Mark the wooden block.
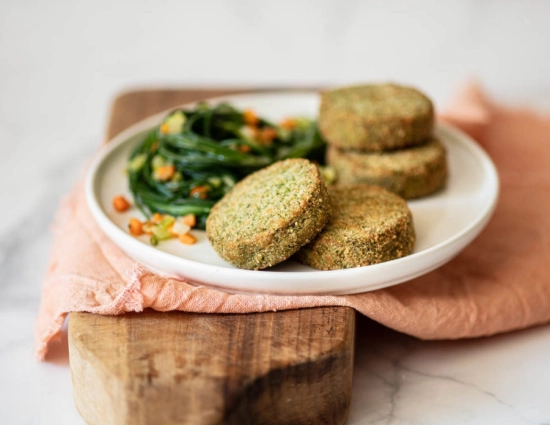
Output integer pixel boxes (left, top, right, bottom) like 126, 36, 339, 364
69, 308, 355, 425
69, 88, 357, 425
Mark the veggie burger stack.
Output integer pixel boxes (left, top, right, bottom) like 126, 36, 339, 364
208, 83, 438, 271
320, 83, 448, 199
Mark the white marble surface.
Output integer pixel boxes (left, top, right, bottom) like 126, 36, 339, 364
2, 0, 550, 423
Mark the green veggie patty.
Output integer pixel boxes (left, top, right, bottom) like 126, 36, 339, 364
327, 137, 448, 199
319, 83, 434, 151
295, 184, 415, 270
206, 158, 331, 270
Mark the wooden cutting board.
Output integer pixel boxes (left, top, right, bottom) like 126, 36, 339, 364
68, 88, 356, 425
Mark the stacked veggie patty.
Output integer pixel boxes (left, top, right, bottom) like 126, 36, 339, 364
320, 83, 448, 199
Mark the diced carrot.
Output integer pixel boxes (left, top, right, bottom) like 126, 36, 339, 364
243, 109, 259, 126
153, 164, 175, 181
113, 195, 130, 212
160, 123, 170, 134
280, 118, 296, 130
152, 212, 163, 223
190, 186, 209, 199
238, 144, 252, 153
178, 233, 197, 245
128, 218, 144, 236
181, 214, 196, 227
258, 127, 277, 144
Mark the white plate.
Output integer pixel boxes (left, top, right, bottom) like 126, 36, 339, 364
86, 91, 499, 295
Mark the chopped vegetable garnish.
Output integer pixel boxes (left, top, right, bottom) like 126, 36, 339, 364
181, 213, 196, 227
190, 185, 209, 199
280, 118, 297, 130
171, 219, 191, 236
127, 154, 147, 173
151, 212, 164, 223
243, 109, 259, 126
153, 164, 176, 181
151, 155, 167, 170
178, 233, 197, 245
238, 125, 259, 142
113, 195, 130, 212
163, 110, 187, 135
319, 165, 338, 185
126, 102, 327, 246
149, 215, 175, 243
127, 211, 198, 245
128, 218, 144, 236
257, 127, 278, 144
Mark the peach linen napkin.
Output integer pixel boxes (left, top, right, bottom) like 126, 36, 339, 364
35, 83, 550, 361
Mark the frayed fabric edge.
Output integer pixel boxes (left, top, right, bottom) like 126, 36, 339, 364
35, 264, 146, 361
35, 312, 68, 362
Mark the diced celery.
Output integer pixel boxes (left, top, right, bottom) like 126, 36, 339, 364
238, 126, 257, 142
277, 127, 291, 142
319, 165, 338, 184
150, 215, 175, 241
151, 155, 167, 170
162, 110, 186, 135
222, 175, 236, 188
158, 215, 175, 228
293, 117, 313, 129
208, 176, 222, 188
128, 154, 147, 173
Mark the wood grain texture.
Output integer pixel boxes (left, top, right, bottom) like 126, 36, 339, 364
106, 87, 317, 140
106, 88, 255, 139
69, 88, 356, 425
70, 308, 355, 425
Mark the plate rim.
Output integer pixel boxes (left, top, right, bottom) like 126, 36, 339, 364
85, 91, 500, 295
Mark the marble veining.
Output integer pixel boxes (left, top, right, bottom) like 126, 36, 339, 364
348, 319, 550, 424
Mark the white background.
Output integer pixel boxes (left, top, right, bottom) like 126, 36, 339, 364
2, 1, 550, 424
